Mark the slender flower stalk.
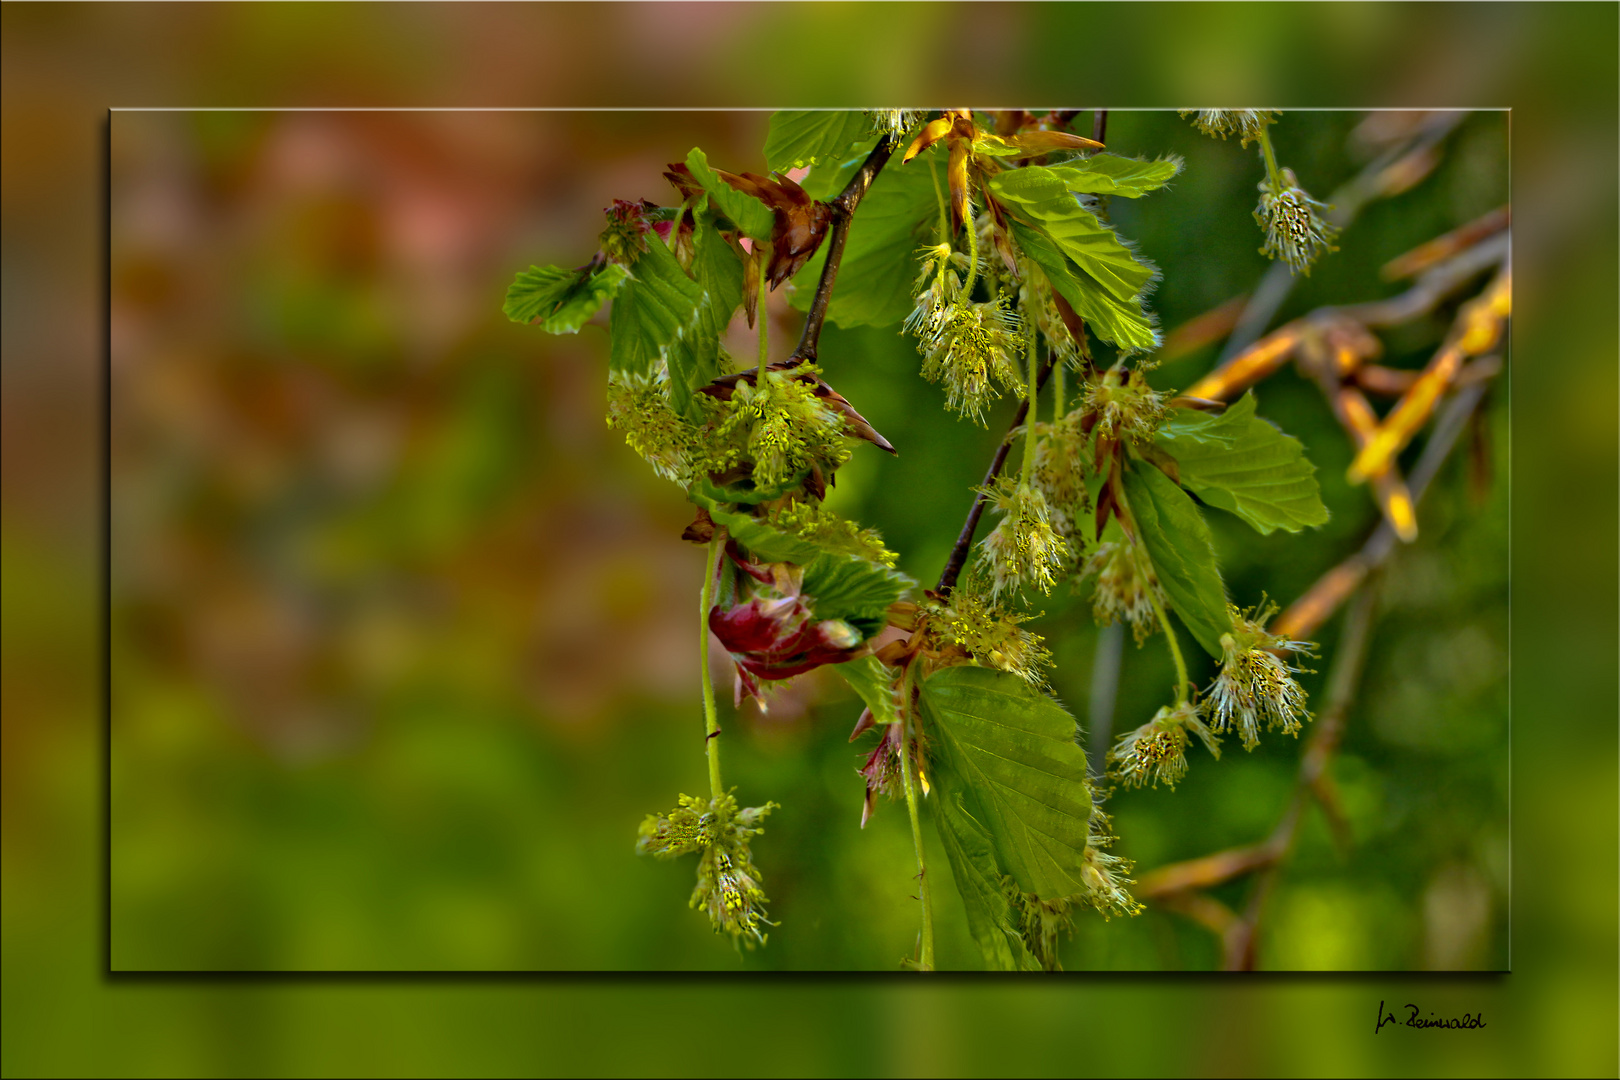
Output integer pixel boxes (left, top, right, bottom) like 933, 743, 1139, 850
896, 664, 935, 970
700, 537, 725, 798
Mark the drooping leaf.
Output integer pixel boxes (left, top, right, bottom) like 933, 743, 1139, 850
609, 237, 703, 384
1007, 220, 1159, 355
1047, 154, 1183, 198
1122, 458, 1232, 659
700, 501, 825, 565
801, 554, 911, 631
787, 149, 941, 329
832, 654, 902, 727
1154, 392, 1329, 535
668, 210, 744, 414
920, 665, 1094, 901
933, 787, 1042, 971
1157, 397, 1247, 448
684, 148, 775, 242
504, 261, 629, 332
764, 110, 878, 175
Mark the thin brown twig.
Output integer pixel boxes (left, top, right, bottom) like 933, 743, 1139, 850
787, 134, 897, 366
935, 356, 1055, 596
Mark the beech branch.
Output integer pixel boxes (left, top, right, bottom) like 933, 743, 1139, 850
787, 134, 898, 366
935, 355, 1056, 596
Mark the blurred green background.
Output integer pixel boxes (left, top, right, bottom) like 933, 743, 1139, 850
5, 1, 1616, 1076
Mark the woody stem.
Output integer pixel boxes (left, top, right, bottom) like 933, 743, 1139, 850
897, 663, 935, 971
789, 134, 897, 366
936, 357, 1055, 595
699, 537, 725, 799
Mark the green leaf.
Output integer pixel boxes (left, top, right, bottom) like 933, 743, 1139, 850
801, 554, 911, 630
1122, 458, 1232, 659
920, 666, 1094, 901
764, 110, 877, 175
788, 150, 941, 329
1009, 220, 1157, 355
668, 211, 744, 414
989, 166, 1157, 304
503, 261, 628, 333
832, 654, 902, 727
933, 788, 1041, 971
701, 502, 825, 565
1153, 393, 1329, 535
992, 164, 1161, 352
609, 218, 739, 418
684, 148, 774, 242
609, 237, 702, 383
1047, 154, 1183, 198
798, 154, 863, 202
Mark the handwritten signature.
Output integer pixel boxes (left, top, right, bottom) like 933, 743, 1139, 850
1376, 1000, 1486, 1033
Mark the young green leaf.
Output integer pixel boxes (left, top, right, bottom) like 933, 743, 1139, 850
788, 151, 940, 329
832, 654, 902, 727
801, 554, 911, 630
1046, 154, 1183, 199
1155, 393, 1329, 535
700, 501, 826, 565
668, 210, 744, 414
1005, 215, 1159, 353
504, 261, 629, 332
764, 110, 877, 175
1122, 458, 1233, 659
932, 786, 1042, 971
684, 148, 775, 243
609, 238, 703, 384
920, 665, 1095, 901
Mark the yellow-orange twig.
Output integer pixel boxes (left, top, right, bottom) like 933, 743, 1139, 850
1182, 322, 1301, 402
1382, 205, 1510, 281
1347, 270, 1510, 484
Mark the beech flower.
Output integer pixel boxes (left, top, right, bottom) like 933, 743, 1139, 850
1109, 702, 1221, 790
1203, 602, 1317, 750
918, 589, 1052, 687
638, 791, 778, 947
917, 300, 1023, 424
1079, 541, 1164, 645
1179, 109, 1279, 147
1255, 169, 1339, 276
975, 478, 1071, 600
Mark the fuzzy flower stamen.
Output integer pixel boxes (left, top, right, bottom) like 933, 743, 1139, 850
1108, 702, 1222, 790
1202, 602, 1317, 750
1079, 540, 1164, 645
975, 478, 1072, 601
1255, 170, 1339, 276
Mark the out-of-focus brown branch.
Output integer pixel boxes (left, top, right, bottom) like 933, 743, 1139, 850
1140, 369, 1492, 967
1382, 205, 1509, 281
1159, 294, 1249, 363
787, 134, 897, 366
1272, 373, 1492, 641
1179, 227, 1506, 405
